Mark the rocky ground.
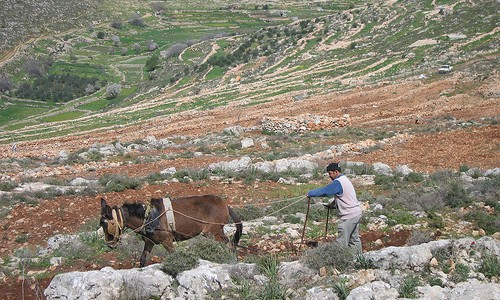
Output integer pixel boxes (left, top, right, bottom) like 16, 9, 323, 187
0, 70, 499, 299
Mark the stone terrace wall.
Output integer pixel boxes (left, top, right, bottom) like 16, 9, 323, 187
261, 114, 351, 134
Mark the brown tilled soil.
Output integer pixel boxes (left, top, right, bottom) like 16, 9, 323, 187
0, 74, 499, 299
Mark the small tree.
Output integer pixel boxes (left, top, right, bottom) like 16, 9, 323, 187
105, 83, 122, 99
24, 57, 52, 77
0, 76, 12, 93
145, 40, 158, 51
84, 83, 95, 95
111, 20, 123, 29
129, 13, 146, 27
111, 35, 121, 47
145, 52, 160, 72
133, 43, 142, 54
97, 31, 105, 39
163, 43, 188, 58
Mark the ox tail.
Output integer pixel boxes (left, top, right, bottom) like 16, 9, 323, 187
228, 206, 242, 246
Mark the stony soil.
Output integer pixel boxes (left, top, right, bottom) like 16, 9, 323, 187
0, 72, 499, 299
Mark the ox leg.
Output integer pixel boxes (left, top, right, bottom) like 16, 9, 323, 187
140, 239, 155, 268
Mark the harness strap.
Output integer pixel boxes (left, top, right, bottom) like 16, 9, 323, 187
163, 197, 176, 231
106, 207, 124, 243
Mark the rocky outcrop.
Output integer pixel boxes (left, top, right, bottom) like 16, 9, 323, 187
44, 237, 500, 300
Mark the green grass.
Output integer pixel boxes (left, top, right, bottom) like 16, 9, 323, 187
182, 49, 205, 60
77, 99, 109, 111
0, 105, 51, 127
40, 111, 87, 122
206, 66, 226, 80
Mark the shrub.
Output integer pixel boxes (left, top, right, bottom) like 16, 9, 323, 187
186, 236, 236, 264
282, 214, 301, 224
405, 172, 425, 182
388, 210, 417, 225
398, 275, 420, 298
427, 212, 445, 229
111, 20, 123, 29
99, 174, 142, 192
234, 205, 266, 221
145, 52, 160, 71
449, 263, 469, 283
464, 209, 500, 235
129, 13, 146, 27
428, 277, 443, 287
164, 43, 188, 58
0, 76, 12, 93
444, 181, 472, 208
407, 230, 433, 246
478, 253, 500, 279
144, 172, 171, 184
374, 174, 400, 189
416, 190, 447, 213
0, 181, 18, 191
162, 250, 198, 277
105, 83, 122, 99
301, 242, 354, 272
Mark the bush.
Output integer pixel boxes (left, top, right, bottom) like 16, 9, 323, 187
428, 277, 443, 287
301, 242, 354, 272
162, 250, 198, 277
444, 181, 472, 208
407, 230, 432, 246
464, 210, 500, 235
186, 236, 236, 264
0, 76, 12, 92
405, 172, 425, 182
129, 13, 146, 27
145, 52, 160, 72
105, 83, 122, 99
478, 253, 500, 279
427, 212, 445, 229
0, 181, 18, 191
234, 205, 266, 222
374, 174, 400, 189
449, 263, 469, 283
98, 174, 142, 192
388, 210, 417, 226
111, 20, 123, 29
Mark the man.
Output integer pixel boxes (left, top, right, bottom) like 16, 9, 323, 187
307, 162, 363, 253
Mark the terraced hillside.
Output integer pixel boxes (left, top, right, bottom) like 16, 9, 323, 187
0, 0, 498, 144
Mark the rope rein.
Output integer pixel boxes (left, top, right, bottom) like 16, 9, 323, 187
230, 195, 304, 207
124, 195, 308, 230
171, 196, 306, 226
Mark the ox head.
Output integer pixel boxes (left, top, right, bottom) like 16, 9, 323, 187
100, 197, 124, 248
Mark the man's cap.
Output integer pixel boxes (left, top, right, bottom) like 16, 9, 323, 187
326, 162, 341, 172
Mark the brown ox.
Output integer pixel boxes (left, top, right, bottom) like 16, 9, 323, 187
100, 195, 242, 267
